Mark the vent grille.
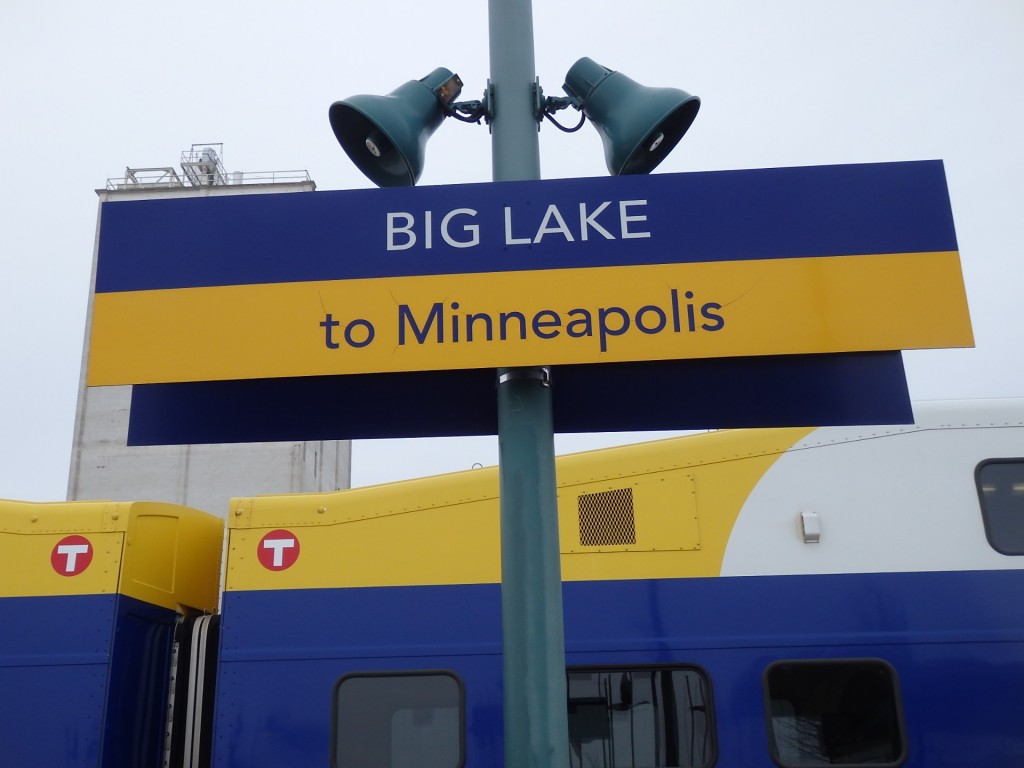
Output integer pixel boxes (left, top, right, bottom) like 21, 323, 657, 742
578, 488, 636, 546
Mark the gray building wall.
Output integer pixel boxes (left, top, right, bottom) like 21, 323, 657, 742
67, 176, 351, 516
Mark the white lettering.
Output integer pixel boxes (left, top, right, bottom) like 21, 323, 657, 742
619, 200, 651, 239
386, 212, 416, 251
534, 204, 574, 243
58, 543, 89, 573
441, 208, 480, 248
388, 199, 652, 250
579, 201, 615, 241
504, 206, 532, 245
263, 537, 296, 568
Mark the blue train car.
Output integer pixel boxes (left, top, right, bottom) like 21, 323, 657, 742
0, 500, 222, 768
2, 399, 1021, 766
212, 398, 1024, 767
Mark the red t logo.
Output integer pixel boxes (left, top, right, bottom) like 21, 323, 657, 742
257, 530, 300, 571
52, 535, 93, 576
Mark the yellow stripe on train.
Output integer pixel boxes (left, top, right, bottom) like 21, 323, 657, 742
0, 499, 222, 612
88, 251, 971, 385
224, 426, 813, 591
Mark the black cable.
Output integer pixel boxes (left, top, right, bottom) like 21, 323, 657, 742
543, 109, 586, 133
447, 101, 487, 124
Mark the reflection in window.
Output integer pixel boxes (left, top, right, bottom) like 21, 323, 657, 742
333, 671, 464, 768
567, 667, 714, 768
976, 459, 1024, 555
765, 660, 905, 767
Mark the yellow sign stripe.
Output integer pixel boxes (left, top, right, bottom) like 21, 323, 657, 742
88, 252, 972, 385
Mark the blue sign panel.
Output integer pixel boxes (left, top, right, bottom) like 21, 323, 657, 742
97, 160, 957, 291
126, 352, 912, 444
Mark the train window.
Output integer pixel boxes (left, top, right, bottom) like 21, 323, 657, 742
764, 659, 906, 767
567, 666, 715, 768
332, 671, 464, 768
976, 459, 1024, 555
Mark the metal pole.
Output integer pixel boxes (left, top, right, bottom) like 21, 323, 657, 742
487, 0, 541, 182
488, 0, 571, 766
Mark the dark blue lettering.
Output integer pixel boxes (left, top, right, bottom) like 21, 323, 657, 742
398, 303, 443, 345
598, 307, 630, 352
532, 310, 562, 339
320, 314, 341, 349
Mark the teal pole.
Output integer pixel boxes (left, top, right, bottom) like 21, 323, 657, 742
496, 367, 568, 768
488, 0, 571, 766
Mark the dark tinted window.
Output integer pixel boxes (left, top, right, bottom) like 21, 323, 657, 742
333, 671, 464, 768
567, 666, 714, 768
976, 459, 1024, 555
764, 660, 905, 767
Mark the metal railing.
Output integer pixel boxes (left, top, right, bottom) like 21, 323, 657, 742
106, 143, 313, 190
106, 167, 313, 190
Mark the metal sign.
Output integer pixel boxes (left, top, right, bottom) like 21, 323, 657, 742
88, 161, 971, 387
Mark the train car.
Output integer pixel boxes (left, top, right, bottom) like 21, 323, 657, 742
2, 398, 1021, 766
0, 500, 223, 768
211, 397, 1024, 767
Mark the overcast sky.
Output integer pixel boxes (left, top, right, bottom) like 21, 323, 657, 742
1, 1, 1021, 502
